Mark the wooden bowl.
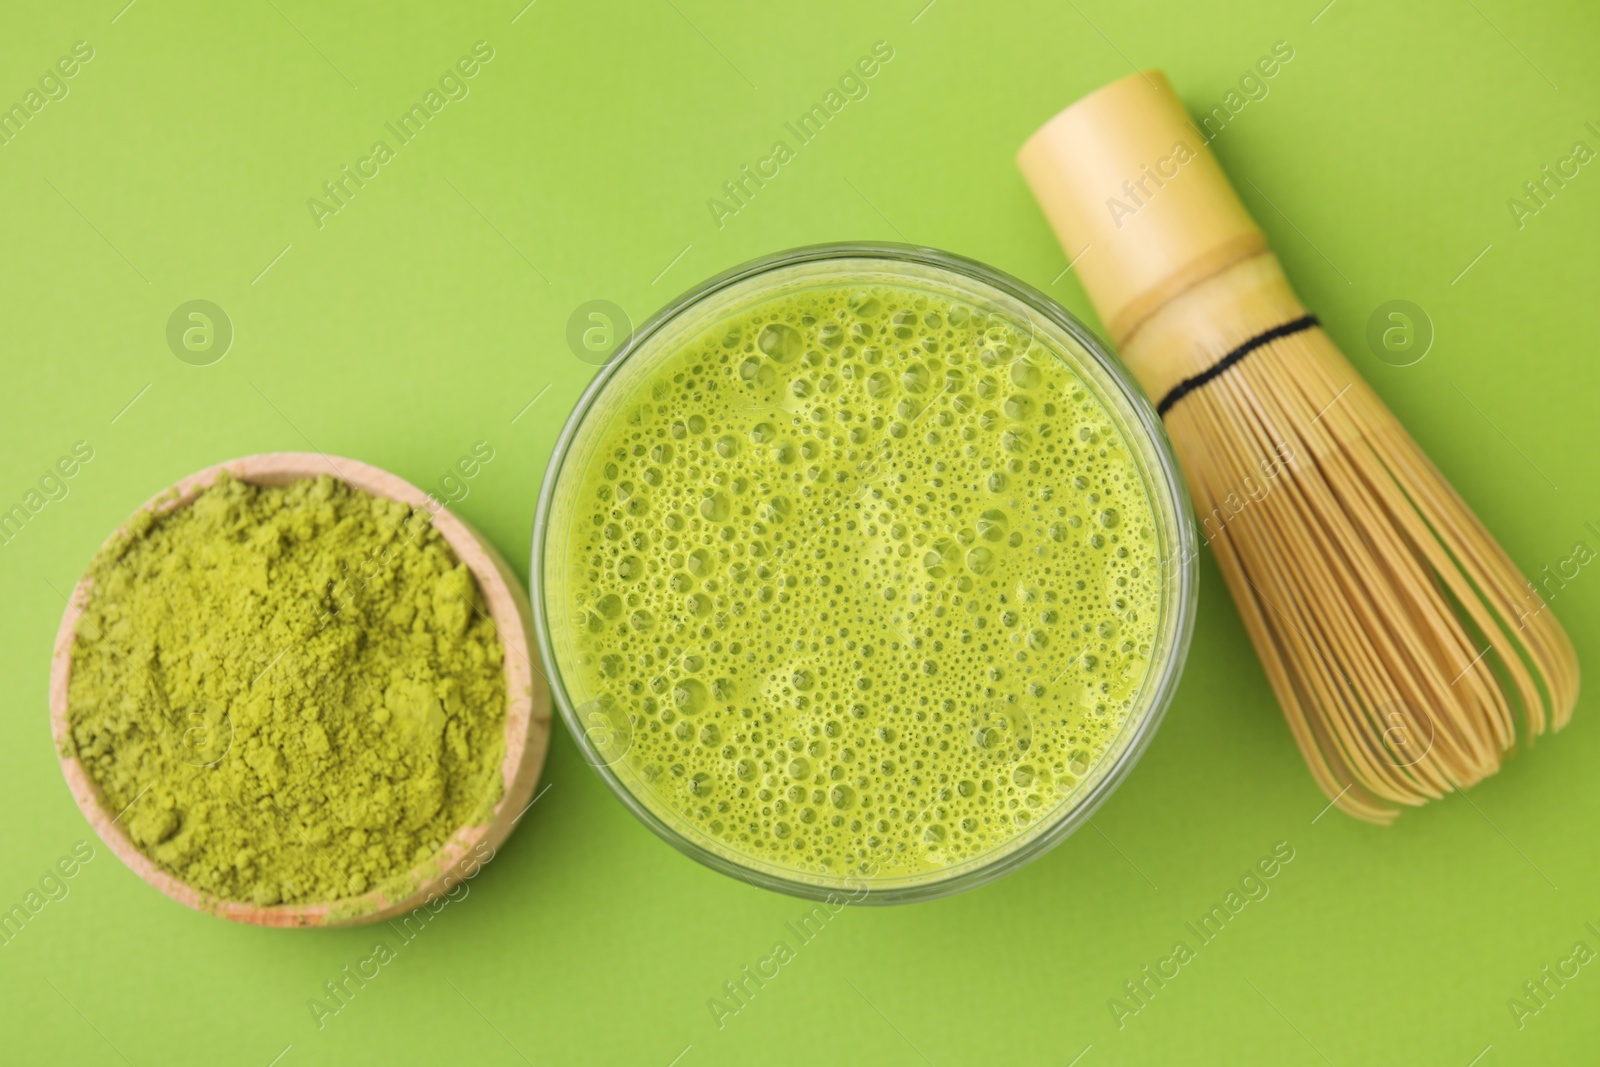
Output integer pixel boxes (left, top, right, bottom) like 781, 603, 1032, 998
49, 453, 551, 927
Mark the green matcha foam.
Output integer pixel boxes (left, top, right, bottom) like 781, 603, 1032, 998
544, 260, 1176, 891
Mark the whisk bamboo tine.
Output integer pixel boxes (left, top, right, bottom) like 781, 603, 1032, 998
1210, 369, 1464, 800
1361, 399, 1557, 737
1206, 340, 1498, 812
1019, 71, 1579, 822
1388, 431, 1578, 722
1187, 380, 1433, 804
1264, 359, 1501, 747
1270, 348, 1511, 772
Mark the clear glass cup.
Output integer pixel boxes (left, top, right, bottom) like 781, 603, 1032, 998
531, 243, 1197, 903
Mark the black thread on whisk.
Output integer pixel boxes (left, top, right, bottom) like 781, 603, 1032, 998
1155, 314, 1320, 417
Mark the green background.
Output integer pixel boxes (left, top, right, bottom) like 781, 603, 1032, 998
3, 1, 1597, 1063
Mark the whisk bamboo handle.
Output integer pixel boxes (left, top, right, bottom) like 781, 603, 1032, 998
1017, 72, 1337, 427
1017, 71, 1273, 356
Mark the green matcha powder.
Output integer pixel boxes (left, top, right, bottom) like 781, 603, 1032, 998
66, 474, 507, 907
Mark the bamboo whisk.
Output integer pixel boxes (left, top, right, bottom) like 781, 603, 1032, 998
1018, 72, 1578, 822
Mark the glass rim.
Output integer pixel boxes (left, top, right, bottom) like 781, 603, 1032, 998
530, 241, 1198, 905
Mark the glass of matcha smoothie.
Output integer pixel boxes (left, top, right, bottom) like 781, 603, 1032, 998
533, 244, 1195, 903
